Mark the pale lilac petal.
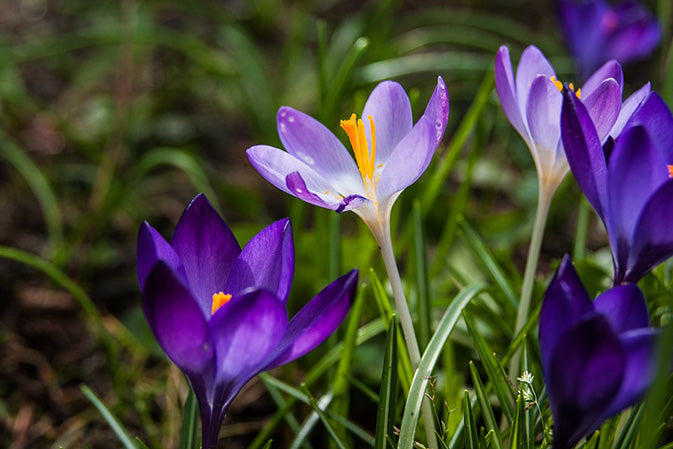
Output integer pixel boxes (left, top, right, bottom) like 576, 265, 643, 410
361, 81, 413, 162
210, 289, 287, 382
266, 269, 358, 368
582, 78, 622, 141
627, 180, 673, 283
247, 145, 359, 209
539, 255, 593, 374
285, 171, 366, 212
495, 46, 528, 138
142, 262, 215, 376
171, 194, 241, 317
526, 76, 562, 164
605, 329, 658, 417
515, 45, 556, 113
609, 82, 650, 138
225, 218, 294, 303
376, 78, 449, 199
561, 87, 609, 220
607, 126, 667, 279
137, 221, 184, 291
548, 314, 625, 449
277, 107, 361, 188
581, 60, 623, 98
593, 285, 649, 333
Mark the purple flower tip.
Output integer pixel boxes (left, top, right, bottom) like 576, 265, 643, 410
137, 194, 357, 447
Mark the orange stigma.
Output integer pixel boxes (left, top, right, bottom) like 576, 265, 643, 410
211, 292, 232, 315
550, 76, 581, 99
340, 114, 377, 184
668, 165, 673, 178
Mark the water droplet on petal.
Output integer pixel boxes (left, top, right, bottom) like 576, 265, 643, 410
288, 116, 295, 123
280, 123, 287, 133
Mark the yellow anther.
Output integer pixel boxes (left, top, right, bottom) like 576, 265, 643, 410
668, 165, 673, 178
550, 76, 581, 99
212, 292, 232, 315
340, 114, 377, 184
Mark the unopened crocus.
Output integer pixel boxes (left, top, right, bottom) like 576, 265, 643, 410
561, 86, 673, 283
539, 255, 657, 449
495, 44, 623, 194
558, 0, 661, 80
137, 194, 358, 448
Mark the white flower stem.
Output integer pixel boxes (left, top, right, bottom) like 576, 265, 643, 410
508, 184, 553, 378
373, 220, 438, 449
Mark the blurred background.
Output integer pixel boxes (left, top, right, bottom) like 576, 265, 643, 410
0, 0, 670, 448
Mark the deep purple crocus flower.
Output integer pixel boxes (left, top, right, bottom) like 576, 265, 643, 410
561, 85, 673, 284
539, 255, 657, 449
246, 78, 448, 232
137, 194, 358, 448
558, 0, 661, 80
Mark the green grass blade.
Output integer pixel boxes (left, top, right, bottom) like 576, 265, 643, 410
398, 283, 486, 449
375, 315, 399, 449
0, 132, 63, 256
459, 217, 518, 310
508, 393, 525, 449
413, 200, 431, 349
178, 388, 199, 449
81, 385, 138, 449
469, 362, 504, 449
302, 385, 350, 449
463, 310, 515, 422
135, 439, 151, 449
463, 391, 479, 449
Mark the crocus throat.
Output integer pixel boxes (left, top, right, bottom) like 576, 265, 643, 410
550, 76, 581, 99
340, 113, 378, 190
668, 165, 673, 178
212, 292, 232, 315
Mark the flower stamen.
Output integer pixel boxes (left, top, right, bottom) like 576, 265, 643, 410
212, 292, 232, 315
668, 164, 673, 178
550, 76, 581, 99
340, 114, 377, 185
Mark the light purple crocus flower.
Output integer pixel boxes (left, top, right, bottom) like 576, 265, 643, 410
495, 45, 623, 195
137, 194, 358, 448
561, 85, 673, 284
558, 0, 661, 80
246, 78, 449, 235
539, 255, 657, 449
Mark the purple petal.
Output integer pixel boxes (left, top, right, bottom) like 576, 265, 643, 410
210, 289, 287, 382
548, 314, 625, 449
605, 329, 658, 417
561, 87, 609, 220
539, 255, 593, 374
526, 75, 562, 168
581, 60, 623, 99
247, 146, 357, 210
377, 77, 449, 199
609, 82, 650, 138
607, 126, 667, 281
361, 81, 413, 162
495, 46, 528, 138
225, 218, 294, 303
622, 92, 673, 162
515, 45, 556, 114
593, 284, 649, 332
266, 269, 358, 369
557, 0, 605, 78
627, 180, 673, 283
605, 1, 661, 64
582, 78, 622, 141
276, 107, 361, 189
170, 194, 241, 317
137, 221, 184, 291
142, 262, 215, 376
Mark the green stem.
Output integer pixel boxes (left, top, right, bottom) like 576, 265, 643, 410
573, 196, 590, 261
372, 220, 438, 449
508, 184, 553, 378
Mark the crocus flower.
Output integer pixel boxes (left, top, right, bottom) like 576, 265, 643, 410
495, 45, 623, 194
558, 0, 661, 80
561, 85, 673, 283
137, 194, 358, 448
246, 78, 449, 235
539, 255, 657, 449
